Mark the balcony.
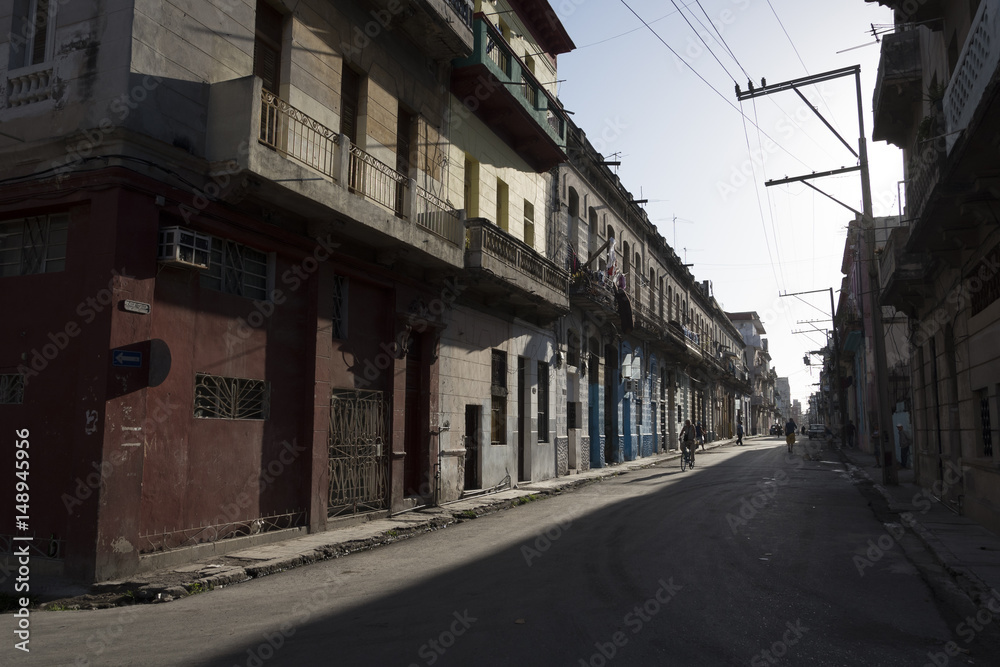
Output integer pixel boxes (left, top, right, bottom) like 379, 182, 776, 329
879, 225, 928, 311
451, 16, 569, 172
872, 29, 923, 148
863, 0, 944, 23
365, 0, 474, 61
465, 218, 568, 319
206, 77, 464, 266
904, 113, 947, 222
943, 0, 1000, 154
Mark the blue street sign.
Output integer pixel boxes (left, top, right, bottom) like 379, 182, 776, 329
112, 349, 143, 368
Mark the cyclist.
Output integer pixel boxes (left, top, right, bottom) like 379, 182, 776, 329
785, 417, 798, 453
680, 419, 696, 467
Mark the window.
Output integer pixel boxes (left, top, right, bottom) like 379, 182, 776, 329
0, 214, 68, 276
201, 238, 270, 300
464, 155, 480, 218
253, 0, 283, 93
978, 389, 993, 458
1, 374, 25, 404
340, 67, 361, 145
567, 401, 578, 430
9, 0, 53, 69
567, 329, 580, 368
332, 274, 348, 339
491, 350, 507, 445
523, 200, 535, 248
194, 373, 270, 420
496, 179, 509, 231
538, 361, 550, 443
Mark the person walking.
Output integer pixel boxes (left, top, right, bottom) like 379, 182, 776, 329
695, 421, 705, 451
897, 424, 911, 469
736, 421, 744, 446
784, 417, 797, 454
847, 420, 857, 449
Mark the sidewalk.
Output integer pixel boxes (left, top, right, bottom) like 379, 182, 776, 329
839, 446, 1000, 612
37, 436, 748, 610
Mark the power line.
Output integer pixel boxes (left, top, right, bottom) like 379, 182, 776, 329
694, 0, 751, 81
740, 107, 782, 292
618, 0, 816, 172
668, 0, 739, 82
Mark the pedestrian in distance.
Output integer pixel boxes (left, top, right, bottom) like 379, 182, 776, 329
897, 424, 911, 469
680, 419, 696, 467
847, 420, 857, 449
736, 421, 744, 446
785, 417, 797, 454
696, 421, 706, 451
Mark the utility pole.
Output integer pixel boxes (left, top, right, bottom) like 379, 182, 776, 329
738, 66, 896, 483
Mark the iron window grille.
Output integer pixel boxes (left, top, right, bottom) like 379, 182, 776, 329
0, 374, 25, 404
491, 350, 507, 445
194, 373, 270, 420
332, 274, 348, 339
201, 238, 269, 301
980, 390, 993, 458
538, 361, 549, 443
0, 214, 68, 276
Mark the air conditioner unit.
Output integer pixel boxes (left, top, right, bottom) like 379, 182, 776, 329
158, 226, 211, 269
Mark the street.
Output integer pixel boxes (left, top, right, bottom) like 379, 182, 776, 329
8, 439, 992, 666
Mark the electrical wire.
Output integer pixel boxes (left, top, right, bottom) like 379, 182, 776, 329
739, 107, 782, 292
667, 0, 739, 82
618, 0, 816, 173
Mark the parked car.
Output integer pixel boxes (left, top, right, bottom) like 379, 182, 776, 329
807, 424, 825, 439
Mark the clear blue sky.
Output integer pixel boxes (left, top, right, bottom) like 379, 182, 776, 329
554, 0, 899, 406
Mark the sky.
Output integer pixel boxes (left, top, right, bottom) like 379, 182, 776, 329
552, 0, 900, 407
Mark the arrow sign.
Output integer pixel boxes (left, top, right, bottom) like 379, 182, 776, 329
112, 350, 143, 368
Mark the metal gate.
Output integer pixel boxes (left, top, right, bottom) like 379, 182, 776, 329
328, 389, 389, 517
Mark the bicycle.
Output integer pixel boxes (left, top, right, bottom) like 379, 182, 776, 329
680, 445, 695, 471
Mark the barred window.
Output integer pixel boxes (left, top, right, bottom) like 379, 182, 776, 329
201, 239, 269, 300
0, 374, 25, 404
979, 389, 993, 458
194, 373, 270, 420
491, 350, 507, 445
0, 214, 68, 277
567, 401, 578, 430
9, 0, 53, 69
332, 274, 348, 339
538, 361, 549, 443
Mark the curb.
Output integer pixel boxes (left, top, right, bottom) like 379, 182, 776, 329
38, 437, 744, 610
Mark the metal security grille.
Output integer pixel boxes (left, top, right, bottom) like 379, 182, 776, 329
538, 361, 549, 442
328, 389, 389, 516
194, 373, 269, 420
0, 374, 25, 404
201, 239, 269, 301
491, 350, 507, 445
331, 274, 348, 339
981, 393, 993, 458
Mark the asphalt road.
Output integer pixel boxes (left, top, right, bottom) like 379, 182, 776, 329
7, 438, 987, 666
